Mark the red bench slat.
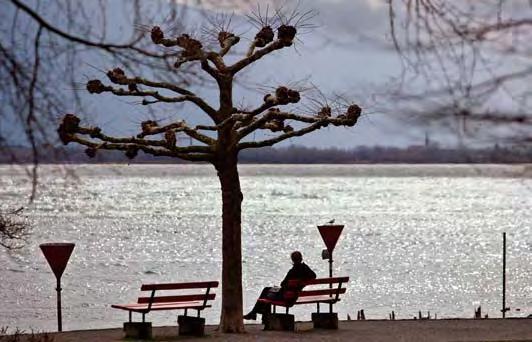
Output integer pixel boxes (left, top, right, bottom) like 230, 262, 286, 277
288, 277, 349, 287
149, 304, 211, 311
294, 296, 338, 304
137, 293, 215, 304
112, 301, 211, 312
141, 281, 218, 291
299, 287, 346, 297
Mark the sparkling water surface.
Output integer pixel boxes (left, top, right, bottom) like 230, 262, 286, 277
0, 164, 531, 331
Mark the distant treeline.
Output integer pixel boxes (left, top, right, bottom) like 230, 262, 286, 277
240, 144, 532, 163
1, 144, 531, 164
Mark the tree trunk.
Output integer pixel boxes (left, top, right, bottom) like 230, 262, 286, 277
215, 155, 245, 333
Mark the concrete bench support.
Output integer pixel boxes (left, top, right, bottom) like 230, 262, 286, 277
263, 313, 295, 331
123, 322, 152, 339
178, 315, 205, 336
312, 312, 338, 329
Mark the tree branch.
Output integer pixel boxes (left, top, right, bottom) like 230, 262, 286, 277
181, 126, 217, 145
26, 25, 43, 203
105, 68, 217, 119
466, 19, 532, 40
229, 40, 284, 74
70, 135, 212, 162
0, 208, 30, 250
237, 106, 362, 148
230, 25, 297, 74
58, 114, 214, 162
134, 120, 217, 145
10, 0, 177, 59
78, 126, 211, 153
86, 79, 219, 121
238, 121, 326, 150
240, 85, 301, 119
150, 26, 230, 77
218, 32, 240, 57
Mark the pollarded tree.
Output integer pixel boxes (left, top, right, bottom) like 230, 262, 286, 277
57, 13, 362, 333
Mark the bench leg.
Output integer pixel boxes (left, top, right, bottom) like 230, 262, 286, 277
263, 313, 295, 331
123, 322, 152, 339
177, 315, 205, 336
312, 312, 338, 329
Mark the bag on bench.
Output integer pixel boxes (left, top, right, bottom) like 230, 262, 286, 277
266, 286, 282, 300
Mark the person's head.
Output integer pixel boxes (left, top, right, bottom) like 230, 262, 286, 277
291, 251, 303, 265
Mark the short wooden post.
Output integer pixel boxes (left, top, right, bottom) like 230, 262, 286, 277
474, 306, 481, 319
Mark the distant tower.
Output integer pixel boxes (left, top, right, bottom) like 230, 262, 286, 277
425, 132, 430, 147
176, 133, 193, 146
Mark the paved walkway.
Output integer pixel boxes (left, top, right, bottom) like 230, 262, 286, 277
10, 319, 532, 342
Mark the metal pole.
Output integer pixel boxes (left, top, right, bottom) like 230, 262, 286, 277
56, 277, 62, 331
329, 254, 333, 314
502, 232, 506, 319
329, 254, 333, 278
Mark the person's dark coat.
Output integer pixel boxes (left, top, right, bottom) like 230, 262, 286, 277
280, 262, 316, 289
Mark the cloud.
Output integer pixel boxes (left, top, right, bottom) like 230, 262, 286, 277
305, 0, 389, 36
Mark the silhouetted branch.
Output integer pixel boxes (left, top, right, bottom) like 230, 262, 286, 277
10, 0, 179, 59
238, 121, 325, 150
2, 0, 208, 200
0, 208, 29, 249
70, 135, 212, 162
237, 105, 361, 149
100, 67, 217, 118
386, 0, 532, 142
230, 39, 287, 74
58, 114, 214, 161
26, 25, 43, 203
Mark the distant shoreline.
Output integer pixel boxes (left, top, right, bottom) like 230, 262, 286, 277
2, 144, 531, 164
2, 163, 531, 178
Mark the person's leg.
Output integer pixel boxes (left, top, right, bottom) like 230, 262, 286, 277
243, 287, 272, 320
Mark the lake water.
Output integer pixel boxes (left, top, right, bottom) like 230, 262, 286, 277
0, 164, 531, 332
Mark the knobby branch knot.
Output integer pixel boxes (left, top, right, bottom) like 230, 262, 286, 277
255, 26, 274, 47
277, 25, 297, 46
57, 114, 80, 145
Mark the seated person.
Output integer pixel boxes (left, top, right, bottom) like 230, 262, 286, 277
243, 251, 316, 320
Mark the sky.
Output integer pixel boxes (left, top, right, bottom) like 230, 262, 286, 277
4, 0, 522, 149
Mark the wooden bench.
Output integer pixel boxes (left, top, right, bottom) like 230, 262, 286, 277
258, 276, 349, 330
111, 280, 218, 338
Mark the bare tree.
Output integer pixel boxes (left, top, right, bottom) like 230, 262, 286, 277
386, 0, 532, 143
57, 10, 362, 332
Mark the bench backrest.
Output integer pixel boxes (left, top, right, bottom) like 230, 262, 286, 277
138, 281, 218, 310
285, 276, 349, 302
